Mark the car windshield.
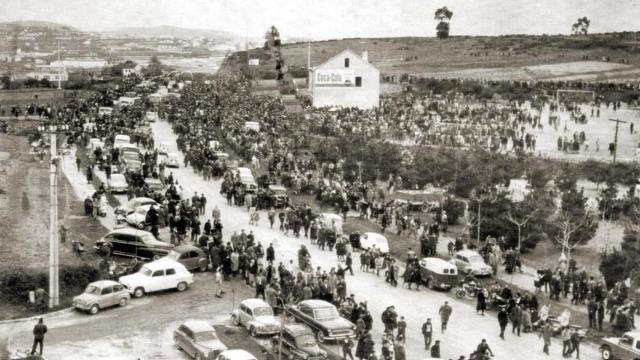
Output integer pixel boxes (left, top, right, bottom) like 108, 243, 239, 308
84, 285, 100, 295
468, 255, 484, 264
135, 208, 147, 215
253, 307, 273, 317
166, 250, 181, 261
123, 153, 139, 161
140, 267, 152, 276
194, 331, 217, 342
313, 307, 338, 320
295, 334, 317, 347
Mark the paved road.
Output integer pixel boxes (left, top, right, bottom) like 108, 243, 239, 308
0, 119, 603, 360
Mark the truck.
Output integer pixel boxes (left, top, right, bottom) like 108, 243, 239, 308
600, 331, 640, 360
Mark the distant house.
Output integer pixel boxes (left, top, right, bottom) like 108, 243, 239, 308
27, 65, 69, 82
122, 62, 143, 77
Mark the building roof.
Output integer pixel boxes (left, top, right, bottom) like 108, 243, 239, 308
314, 49, 378, 73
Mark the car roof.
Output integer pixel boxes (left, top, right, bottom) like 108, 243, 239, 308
110, 173, 126, 180
107, 227, 153, 237
420, 257, 457, 272
624, 331, 640, 338
182, 320, 215, 333
219, 349, 256, 359
241, 298, 271, 308
130, 197, 156, 203
268, 185, 287, 191
144, 178, 162, 183
143, 257, 187, 271
456, 250, 481, 256
299, 299, 335, 309
283, 323, 314, 336
89, 280, 120, 288
173, 245, 204, 254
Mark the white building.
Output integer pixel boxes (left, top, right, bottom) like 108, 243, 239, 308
27, 66, 69, 82
122, 63, 143, 77
308, 49, 379, 109
50, 58, 107, 69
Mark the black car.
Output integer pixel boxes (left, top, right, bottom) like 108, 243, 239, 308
95, 228, 173, 260
285, 300, 355, 343
271, 324, 327, 360
266, 185, 289, 208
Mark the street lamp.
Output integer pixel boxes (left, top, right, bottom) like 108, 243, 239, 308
38, 122, 69, 308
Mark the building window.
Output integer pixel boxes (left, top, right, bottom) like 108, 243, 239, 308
355, 76, 362, 87
344, 58, 350, 68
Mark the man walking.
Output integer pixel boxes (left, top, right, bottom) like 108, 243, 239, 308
342, 337, 354, 360
421, 318, 433, 350
438, 301, 452, 333
497, 306, 509, 339
568, 328, 581, 359
510, 303, 522, 336
430, 340, 441, 358
539, 321, 552, 355
31, 318, 47, 355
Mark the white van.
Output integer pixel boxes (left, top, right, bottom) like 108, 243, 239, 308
114, 134, 131, 149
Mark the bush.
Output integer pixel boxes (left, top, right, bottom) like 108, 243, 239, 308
599, 249, 628, 289
442, 197, 465, 224
260, 70, 278, 80
61, 264, 100, 288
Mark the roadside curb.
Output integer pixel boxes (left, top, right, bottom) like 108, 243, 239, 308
0, 307, 74, 325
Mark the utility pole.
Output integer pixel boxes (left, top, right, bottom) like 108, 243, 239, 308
609, 118, 627, 163
57, 40, 62, 90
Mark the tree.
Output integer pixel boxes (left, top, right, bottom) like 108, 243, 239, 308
0, 75, 10, 89
144, 56, 163, 78
553, 212, 592, 259
264, 25, 281, 49
507, 205, 538, 252
434, 7, 453, 39
559, 185, 598, 246
571, 17, 590, 35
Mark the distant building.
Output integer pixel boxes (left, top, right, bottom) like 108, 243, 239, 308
50, 58, 107, 69
122, 62, 143, 77
27, 66, 68, 82
308, 49, 380, 109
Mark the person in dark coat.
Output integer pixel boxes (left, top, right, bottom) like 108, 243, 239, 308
477, 289, 487, 315
356, 332, 375, 360
497, 307, 509, 339
266, 243, 275, 263
31, 318, 48, 355
430, 340, 441, 358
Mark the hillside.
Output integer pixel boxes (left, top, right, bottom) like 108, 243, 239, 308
106, 25, 238, 41
227, 33, 640, 82
0, 20, 78, 31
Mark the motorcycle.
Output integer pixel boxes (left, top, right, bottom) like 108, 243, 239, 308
455, 281, 482, 299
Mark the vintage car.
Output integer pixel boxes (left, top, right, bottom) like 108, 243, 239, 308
216, 350, 256, 360
166, 152, 181, 168
95, 228, 172, 260
174, 320, 227, 360
72, 280, 130, 315
120, 258, 194, 298
125, 204, 162, 229
107, 173, 129, 194
270, 324, 327, 360
120, 152, 143, 172
158, 149, 169, 165
266, 185, 289, 208
144, 178, 165, 192
390, 187, 446, 212
231, 298, 280, 336
418, 257, 458, 291
114, 134, 131, 149
600, 331, 640, 360
114, 197, 160, 216
450, 250, 492, 277
359, 232, 389, 253
286, 300, 355, 343
166, 245, 210, 272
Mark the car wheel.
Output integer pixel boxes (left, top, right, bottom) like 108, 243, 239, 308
250, 326, 257, 337
89, 304, 99, 315
199, 261, 208, 272
601, 346, 612, 360
137, 222, 145, 229
119, 297, 128, 307
176, 282, 188, 292
316, 331, 325, 344
133, 287, 145, 298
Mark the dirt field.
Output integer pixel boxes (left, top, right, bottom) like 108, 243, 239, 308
0, 89, 93, 110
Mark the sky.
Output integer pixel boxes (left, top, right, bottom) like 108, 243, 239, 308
1, 0, 639, 40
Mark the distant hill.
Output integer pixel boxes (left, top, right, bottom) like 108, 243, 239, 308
0, 20, 78, 31
106, 25, 238, 40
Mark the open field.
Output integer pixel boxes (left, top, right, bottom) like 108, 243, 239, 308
231, 33, 640, 81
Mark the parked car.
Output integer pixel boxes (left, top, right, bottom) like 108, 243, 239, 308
125, 204, 163, 229
120, 258, 193, 298
164, 152, 180, 168
600, 331, 640, 360
166, 245, 210, 272
120, 151, 143, 172
231, 298, 280, 336
144, 178, 165, 192
270, 324, 327, 360
450, 250, 492, 277
216, 350, 257, 360
114, 134, 131, 149
114, 197, 160, 216
158, 150, 169, 165
72, 280, 130, 315
286, 300, 355, 343
174, 320, 227, 360
266, 185, 289, 208
418, 257, 458, 291
359, 232, 389, 253
94, 228, 172, 260
107, 173, 129, 194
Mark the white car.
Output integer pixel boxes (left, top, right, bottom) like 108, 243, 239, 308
119, 258, 194, 298
360, 232, 389, 253
167, 152, 180, 168
72, 280, 130, 315
450, 250, 492, 277
231, 298, 281, 336
114, 134, 131, 149
216, 349, 257, 360
114, 197, 159, 216
158, 150, 169, 165
125, 204, 158, 229
107, 173, 129, 193
174, 320, 227, 360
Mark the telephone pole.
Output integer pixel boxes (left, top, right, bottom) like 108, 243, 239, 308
609, 118, 627, 163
